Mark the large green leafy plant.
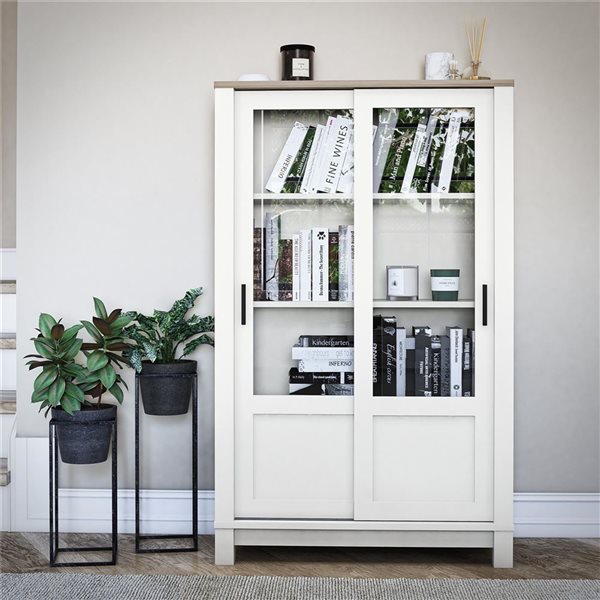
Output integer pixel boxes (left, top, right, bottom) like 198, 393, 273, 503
26, 298, 133, 415
124, 288, 214, 372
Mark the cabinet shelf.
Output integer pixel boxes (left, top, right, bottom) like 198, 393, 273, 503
254, 301, 354, 308
254, 193, 352, 203
373, 300, 475, 309
373, 193, 475, 201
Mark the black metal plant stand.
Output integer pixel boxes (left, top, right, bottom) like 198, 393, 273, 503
134, 372, 198, 553
49, 418, 118, 567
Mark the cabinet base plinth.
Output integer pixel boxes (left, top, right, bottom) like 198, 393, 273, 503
493, 531, 514, 568
215, 529, 235, 565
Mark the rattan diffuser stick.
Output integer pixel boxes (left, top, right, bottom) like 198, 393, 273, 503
465, 17, 487, 79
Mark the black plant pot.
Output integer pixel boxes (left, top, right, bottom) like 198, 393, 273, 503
139, 360, 197, 416
51, 404, 116, 465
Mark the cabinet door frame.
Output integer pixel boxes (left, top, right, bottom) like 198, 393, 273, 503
353, 88, 495, 521
233, 90, 356, 518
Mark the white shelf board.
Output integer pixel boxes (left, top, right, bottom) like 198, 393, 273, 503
254, 193, 353, 202
372, 300, 475, 309
373, 193, 475, 201
254, 301, 354, 308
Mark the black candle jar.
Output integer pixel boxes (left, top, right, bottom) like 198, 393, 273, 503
280, 44, 315, 81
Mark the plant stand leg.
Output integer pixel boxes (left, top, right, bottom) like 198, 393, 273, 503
493, 531, 513, 568
214, 529, 235, 565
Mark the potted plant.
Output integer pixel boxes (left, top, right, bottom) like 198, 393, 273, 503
124, 288, 214, 416
26, 298, 133, 464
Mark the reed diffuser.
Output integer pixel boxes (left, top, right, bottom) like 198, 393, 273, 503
465, 17, 487, 80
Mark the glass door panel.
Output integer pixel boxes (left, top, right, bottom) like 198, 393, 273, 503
252, 108, 355, 397
372, 107, 476, 398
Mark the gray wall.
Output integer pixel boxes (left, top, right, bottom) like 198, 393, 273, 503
15, 2, 599, 492
1, 0, 17, 249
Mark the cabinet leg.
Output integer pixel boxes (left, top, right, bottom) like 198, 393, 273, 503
214, 529, 235, 565
493, 531, 513, 568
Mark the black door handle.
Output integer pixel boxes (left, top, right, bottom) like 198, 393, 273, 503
241, 284, 246, 325
482, 284, 488, 326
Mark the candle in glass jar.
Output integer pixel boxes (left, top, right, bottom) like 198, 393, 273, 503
280, 44, 315, 81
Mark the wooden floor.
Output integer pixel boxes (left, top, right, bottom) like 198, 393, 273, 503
1, 534, 599, 579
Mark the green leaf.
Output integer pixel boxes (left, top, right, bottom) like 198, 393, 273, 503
87, 350, 109, 372
81, 320, 103, 344
93, 297, 108, 319
65, 381, 85, 403
39, 314, 57, 338
128, 348, 143, 373
61, 395, 80, 415
106, 308, 122, 324
31, 387, 49, 403
62, 337, 83, 360
61, 324, 83, 343
182, 334, 214, 357
33, 338, 55, 360
98, 365, 117, 390
62, 363, 86, 379
48, 378, 66, 406
109, 383, 124, 404
34, 366, 58, 391
27, 360, 53, 371
110, 314, 134, 330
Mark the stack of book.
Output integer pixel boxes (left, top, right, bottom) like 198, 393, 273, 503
289, 335, 354, 395
265, 113, 354, 195
373, 107, 475, 194
254, 219, 354, 302
373, 315, 474, 397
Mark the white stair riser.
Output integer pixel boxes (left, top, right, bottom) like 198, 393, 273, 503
0, 249, 16, 281
0, 414, 16, 457
0, 294, 16, 334
0, 350, 16, 390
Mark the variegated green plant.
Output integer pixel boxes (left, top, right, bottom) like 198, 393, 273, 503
124, 288, 214, 372
26, 298, 134, 415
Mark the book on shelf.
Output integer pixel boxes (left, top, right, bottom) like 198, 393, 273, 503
337, 124, 354, 194
462, 335, 473, 396
405, 336, 416, 396
395, 327, 407, 396
447, 326, 463, 396
433, 111, 461, 194
281, 126, 316, 193
300, 124, 326, 194
299, 358, 354, 372
401, 115, 428, 193
373, 108, 399, 193
373, 315, 396, 396
292, 234, 300, 302
253, 227, 265, 301
298, 335, 353, 347
311, 227, 329, 301
278, 239, 293, 301
264, 212, 280, 301
292, 344, 354, 361
440, 334, 451, 396
431, 335, 442, 396
328, 230, 339, 301
299, 229, 312, 301
338, 225, 354, 301
317, 116, 353, 193
415, 331, 432, 397
468, 328, 475, 394
265, 121, 309, 193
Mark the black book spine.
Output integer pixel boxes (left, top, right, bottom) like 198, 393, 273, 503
462, 338, 473, 396
328, 231, 339, 301
299, 335, 354, 348
415, 333, 432, 396
372, 316, 381, 396
431, 336, 442, 397
289, 368, 342, 384
406, 345, 416, 396
381, 317, 397, 396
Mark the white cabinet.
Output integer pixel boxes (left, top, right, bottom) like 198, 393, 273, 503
214, 81, 514, 567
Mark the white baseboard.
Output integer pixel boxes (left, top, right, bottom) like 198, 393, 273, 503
0, 248, 16, 281
9, 437, 600, 537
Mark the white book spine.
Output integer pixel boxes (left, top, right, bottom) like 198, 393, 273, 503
400, 118, 428, 193
338, 225, 348, 301
301, 124, 325, 194
265, 122, 309, 193
299, 359, 354, 373
447, 326, 463, 396
310, 116, 336, 193
311, 227, 329, 302
299, 229, 312, 301
292, 234, 300, 302
337, 125, 354, 194
319, 116, 352, 193
292, 346, 354, 361
434, 112, 461, 193
265, 212, 280, 301
396, 327, 407, 396
417, 114, 438, 168
372, 109, 399, 193
347, 225, 355, 301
